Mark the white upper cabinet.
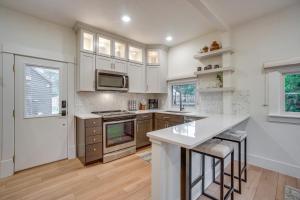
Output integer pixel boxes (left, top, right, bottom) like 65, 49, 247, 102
129, 46, 143, 64
128, 63, 145, 93
114, 41, 126, 60
114, 59, 128, 73
96, 55, 113, 71
147, 49, 160, 65
146, 48, 168, 93
80, 30, 95, 53
78, 52, 95, 91
97, 35, 111, 56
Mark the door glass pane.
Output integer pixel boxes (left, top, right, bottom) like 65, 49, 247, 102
98, 36, 111, 56
147, 50, 159, 65
129, 46, 143, 63
285, 73, 300, 112
114, 41, 126, 59
106, 121, 134, 147
83, 32, 94, 52
24, 65, 60, 118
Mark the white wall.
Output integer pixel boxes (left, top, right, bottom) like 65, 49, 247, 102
0, 6, 75, 60
167, 4, 300, 178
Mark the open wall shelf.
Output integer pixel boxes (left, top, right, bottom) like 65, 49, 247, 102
194, 47, 234, 60
194, 67, 234, 76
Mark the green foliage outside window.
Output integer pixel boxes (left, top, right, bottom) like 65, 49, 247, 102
172, 83, 196, 106
285, 73, 300, 112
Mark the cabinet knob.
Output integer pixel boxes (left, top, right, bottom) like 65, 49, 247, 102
93, 121, 96, 124
93, 138, 96, 142
93, 130, 96, 133
93, 148, 96, 152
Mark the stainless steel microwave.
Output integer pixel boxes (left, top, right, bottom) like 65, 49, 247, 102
95, 70, 129, 91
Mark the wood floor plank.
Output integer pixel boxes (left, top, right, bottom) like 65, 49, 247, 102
0, 148, 298, 200
253, 168, 279, 200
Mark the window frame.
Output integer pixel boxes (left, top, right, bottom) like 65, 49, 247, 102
281, 71, 300, 116
169, 80, 197, 109
128, 45, 144, 64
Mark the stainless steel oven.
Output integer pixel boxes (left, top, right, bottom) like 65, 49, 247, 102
92, 110, 136, 163
96, 70, 129, 91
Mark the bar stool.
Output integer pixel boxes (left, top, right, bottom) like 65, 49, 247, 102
189, 139, 235, 200
213, 130, 247, 194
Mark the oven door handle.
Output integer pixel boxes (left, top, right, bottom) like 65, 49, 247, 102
103, 118, 136, 125
123, 75, 126, 88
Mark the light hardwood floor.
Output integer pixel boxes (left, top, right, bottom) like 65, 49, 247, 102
0, 150, 299, 200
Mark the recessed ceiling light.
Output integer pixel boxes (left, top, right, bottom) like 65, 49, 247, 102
166, 36, 173, 41
121, 15, 131, 23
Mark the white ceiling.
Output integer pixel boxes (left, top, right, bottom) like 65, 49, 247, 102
0, 0, 298, 46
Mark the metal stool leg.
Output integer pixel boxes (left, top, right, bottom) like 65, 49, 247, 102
244, 138, 247, 182
231, 151, 235, 200
220, 158, 224, 200
238, 142, 242, 194
202, 155, 205, 194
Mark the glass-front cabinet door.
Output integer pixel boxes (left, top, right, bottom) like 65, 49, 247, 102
114, 41, 126, 60
98, 35, 111, 56
147, 49, 160, 65
81, 30, 95, 53
129, 46, 143, 63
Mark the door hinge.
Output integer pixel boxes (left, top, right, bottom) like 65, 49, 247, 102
13, 109, 15, 118
13, 155, 15, 163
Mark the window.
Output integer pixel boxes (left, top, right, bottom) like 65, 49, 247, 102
98, 36, 111, 56
114, 41, 126, 59
129, 46, 143, 63
171, 82, 196, 107
147, 50, 160, 65
284, 73, 300, 112
24, 65, 60, 118
82, 31, 94, 52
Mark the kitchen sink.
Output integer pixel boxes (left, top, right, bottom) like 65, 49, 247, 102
164, 110, 190, 114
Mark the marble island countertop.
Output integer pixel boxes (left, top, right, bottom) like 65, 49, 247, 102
147, 114, 250, 149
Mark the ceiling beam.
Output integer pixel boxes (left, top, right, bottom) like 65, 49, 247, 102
185, 0, 230, 31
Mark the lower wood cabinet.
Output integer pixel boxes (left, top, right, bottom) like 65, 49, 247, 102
154, 113, 184, 130
136, 113, 153, 148
76, 117, 103, 165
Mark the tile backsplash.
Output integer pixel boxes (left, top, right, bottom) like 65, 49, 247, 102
75, 92, 164, 113
75, 89, 249, 115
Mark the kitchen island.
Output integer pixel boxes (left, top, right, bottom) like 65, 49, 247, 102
147, 114, 250, 200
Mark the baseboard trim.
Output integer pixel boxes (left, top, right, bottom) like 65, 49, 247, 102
68, 145, 76, 159
0, 158, 14, 178
248, 154, 300, 178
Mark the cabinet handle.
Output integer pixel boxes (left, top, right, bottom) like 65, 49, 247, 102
93, 138, 96, 142
93, 148, 96, 152
93, 129, 96, 133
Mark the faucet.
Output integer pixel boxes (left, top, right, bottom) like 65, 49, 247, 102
179, 91, 185, 111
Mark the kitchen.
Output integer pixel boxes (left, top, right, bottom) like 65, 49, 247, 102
0, 0, 300, 200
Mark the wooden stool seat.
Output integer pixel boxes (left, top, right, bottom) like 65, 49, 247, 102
193, 139, 233, 158
216, 130, 247, 142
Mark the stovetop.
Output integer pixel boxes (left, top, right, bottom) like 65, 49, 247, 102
91, 110, 136, 118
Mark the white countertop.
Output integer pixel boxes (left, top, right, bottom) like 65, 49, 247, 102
75, 113, 101, 119
147, 114, 250, 149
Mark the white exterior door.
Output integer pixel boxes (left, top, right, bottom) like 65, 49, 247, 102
14, 56, 68, 171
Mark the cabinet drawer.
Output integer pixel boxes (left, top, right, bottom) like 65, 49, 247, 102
85, 143, 102, 163
86, 134, 102, 144
155, 113, 184, 123
86, 127, 102, 136
137, 113, 153, 120
85, 118, 102, 127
